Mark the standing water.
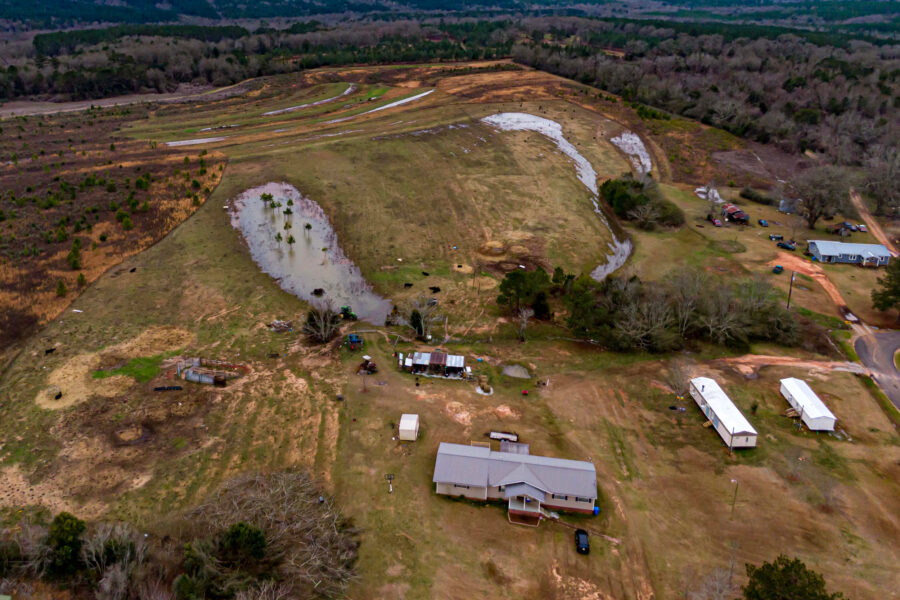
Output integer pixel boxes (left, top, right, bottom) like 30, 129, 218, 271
230, 182, 392, 324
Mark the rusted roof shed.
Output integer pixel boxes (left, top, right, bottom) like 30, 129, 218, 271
430, 352, 447, 366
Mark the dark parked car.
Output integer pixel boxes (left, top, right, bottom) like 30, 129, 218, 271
575, 529, 590, 555
769, 234, 784, 241
758, 219, 769, 227
777, 241, 796, 251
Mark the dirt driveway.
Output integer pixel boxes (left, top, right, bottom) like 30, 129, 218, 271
767, 252, 849, 310
849, 190, 898, 256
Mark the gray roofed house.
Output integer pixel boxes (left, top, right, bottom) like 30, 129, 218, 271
808, 240, 892, 266
433, 442, 597, 525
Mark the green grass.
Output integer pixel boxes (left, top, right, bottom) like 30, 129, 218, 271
92, 351, 177, 383
862, 375, 900, 430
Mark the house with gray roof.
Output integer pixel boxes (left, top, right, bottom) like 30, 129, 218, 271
432, 442, 597, 523
808, 240, 892, 266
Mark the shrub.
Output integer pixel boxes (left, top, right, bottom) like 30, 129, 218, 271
77, 273, 86, 287
122, 216, 133, 231
115, 209, 128, 222
740, 187, 776, 205
56, 280, 67, 297
105, 182, 117, 193
66, 247, 81, 270
220, 522, 266, 563
99, 233, 108, 242
46, 512, 85, 577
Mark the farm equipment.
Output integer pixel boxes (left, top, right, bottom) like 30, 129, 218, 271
340, 306, 358, 321
357, 355, 378, 374
346, 333, 363, 351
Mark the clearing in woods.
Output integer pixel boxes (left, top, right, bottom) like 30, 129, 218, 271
1, 62, 898, 600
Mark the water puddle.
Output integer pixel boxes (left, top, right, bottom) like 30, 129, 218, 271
262, 83, 357, 116
166, 137, 226, 147
230, 182, 391, 324
481, 112, 633, 280
326, 89, 434, 124
610, 132, 653, 175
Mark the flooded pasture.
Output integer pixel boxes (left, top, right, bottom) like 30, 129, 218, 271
230, 182, 391, 324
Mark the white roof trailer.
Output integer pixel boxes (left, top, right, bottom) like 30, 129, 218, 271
779, 378, 836, 432
689, 377, 758, 449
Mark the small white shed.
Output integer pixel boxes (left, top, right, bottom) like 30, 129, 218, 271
399, 414, 420, 441
779, 378, 836, 431
689, 377, 758, 449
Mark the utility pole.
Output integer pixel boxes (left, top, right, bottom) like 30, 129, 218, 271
786, 270, 796, 310
730, 479, 739, 520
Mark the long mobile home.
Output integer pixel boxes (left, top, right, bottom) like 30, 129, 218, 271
689, 377, 758, 449
779, 378, 837, 431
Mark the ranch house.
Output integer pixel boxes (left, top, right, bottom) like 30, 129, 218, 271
808, 240, 892, 266
433, 442, 597, 525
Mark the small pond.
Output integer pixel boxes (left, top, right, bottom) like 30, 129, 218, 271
230, 182, 391, 324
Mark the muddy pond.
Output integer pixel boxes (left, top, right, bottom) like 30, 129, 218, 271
230, 182, 391, 324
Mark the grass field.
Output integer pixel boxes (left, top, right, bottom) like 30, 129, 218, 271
2, 63, 899, 600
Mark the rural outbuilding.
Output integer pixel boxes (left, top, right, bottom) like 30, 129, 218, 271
808, 240, 892, 266
779, 378, 836, 432
689, 377, 758, 449
399, 414, 420, 441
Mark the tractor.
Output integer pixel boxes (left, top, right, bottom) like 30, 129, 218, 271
345, 333, 363, 351
340, 306, 358, 321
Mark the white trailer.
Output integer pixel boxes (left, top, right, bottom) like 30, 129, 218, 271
779, 378, 836, 432
689, 377, 758, 449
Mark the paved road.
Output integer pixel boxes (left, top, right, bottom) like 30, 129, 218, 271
854, 327, 900, 410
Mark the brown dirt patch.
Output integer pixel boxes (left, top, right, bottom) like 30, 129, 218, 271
766, 252, 848, 309
35, 326, 194, 409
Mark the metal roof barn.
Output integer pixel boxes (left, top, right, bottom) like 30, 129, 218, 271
689, 377, 758, 449
779, 378, 836, 431
429, 352, 447, 366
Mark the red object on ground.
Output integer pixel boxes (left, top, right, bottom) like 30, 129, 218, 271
522, 390, 529, 396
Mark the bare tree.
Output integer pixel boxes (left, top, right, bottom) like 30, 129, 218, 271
697, 288, 745, 345
864, 146, 899, 216
516, 307, 534, 341
302, 305, 342, 343
688, 567, 738, 600
790, 166, 848, 229
235, 581, 293, 600
665, 268, 708, 337
402, 296, 443, 340
628, 202, 660, 230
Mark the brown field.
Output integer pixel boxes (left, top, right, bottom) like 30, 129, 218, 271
0, 106, 226, 367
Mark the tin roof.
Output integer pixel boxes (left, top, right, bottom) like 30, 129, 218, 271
411, 352, 430, 366
433, 442, 596, 498
430, 352, 447, 366
780, 378, 836, 421
809, 240, 891, 258
690, 377, 757, 436
446, 354, 465, 368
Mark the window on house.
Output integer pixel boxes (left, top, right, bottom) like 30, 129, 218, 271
575, 497, 592, 503
497, 485, 505, 492
454, 484, 470, 489
551, 493, 568, 500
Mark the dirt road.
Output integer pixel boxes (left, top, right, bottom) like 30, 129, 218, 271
767, 252, 849, 310
718, 354, 867, 376
849, 189, 898, 256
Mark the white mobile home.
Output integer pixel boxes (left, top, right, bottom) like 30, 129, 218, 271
779, 378, 836, 431
689, 377, 758, 449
